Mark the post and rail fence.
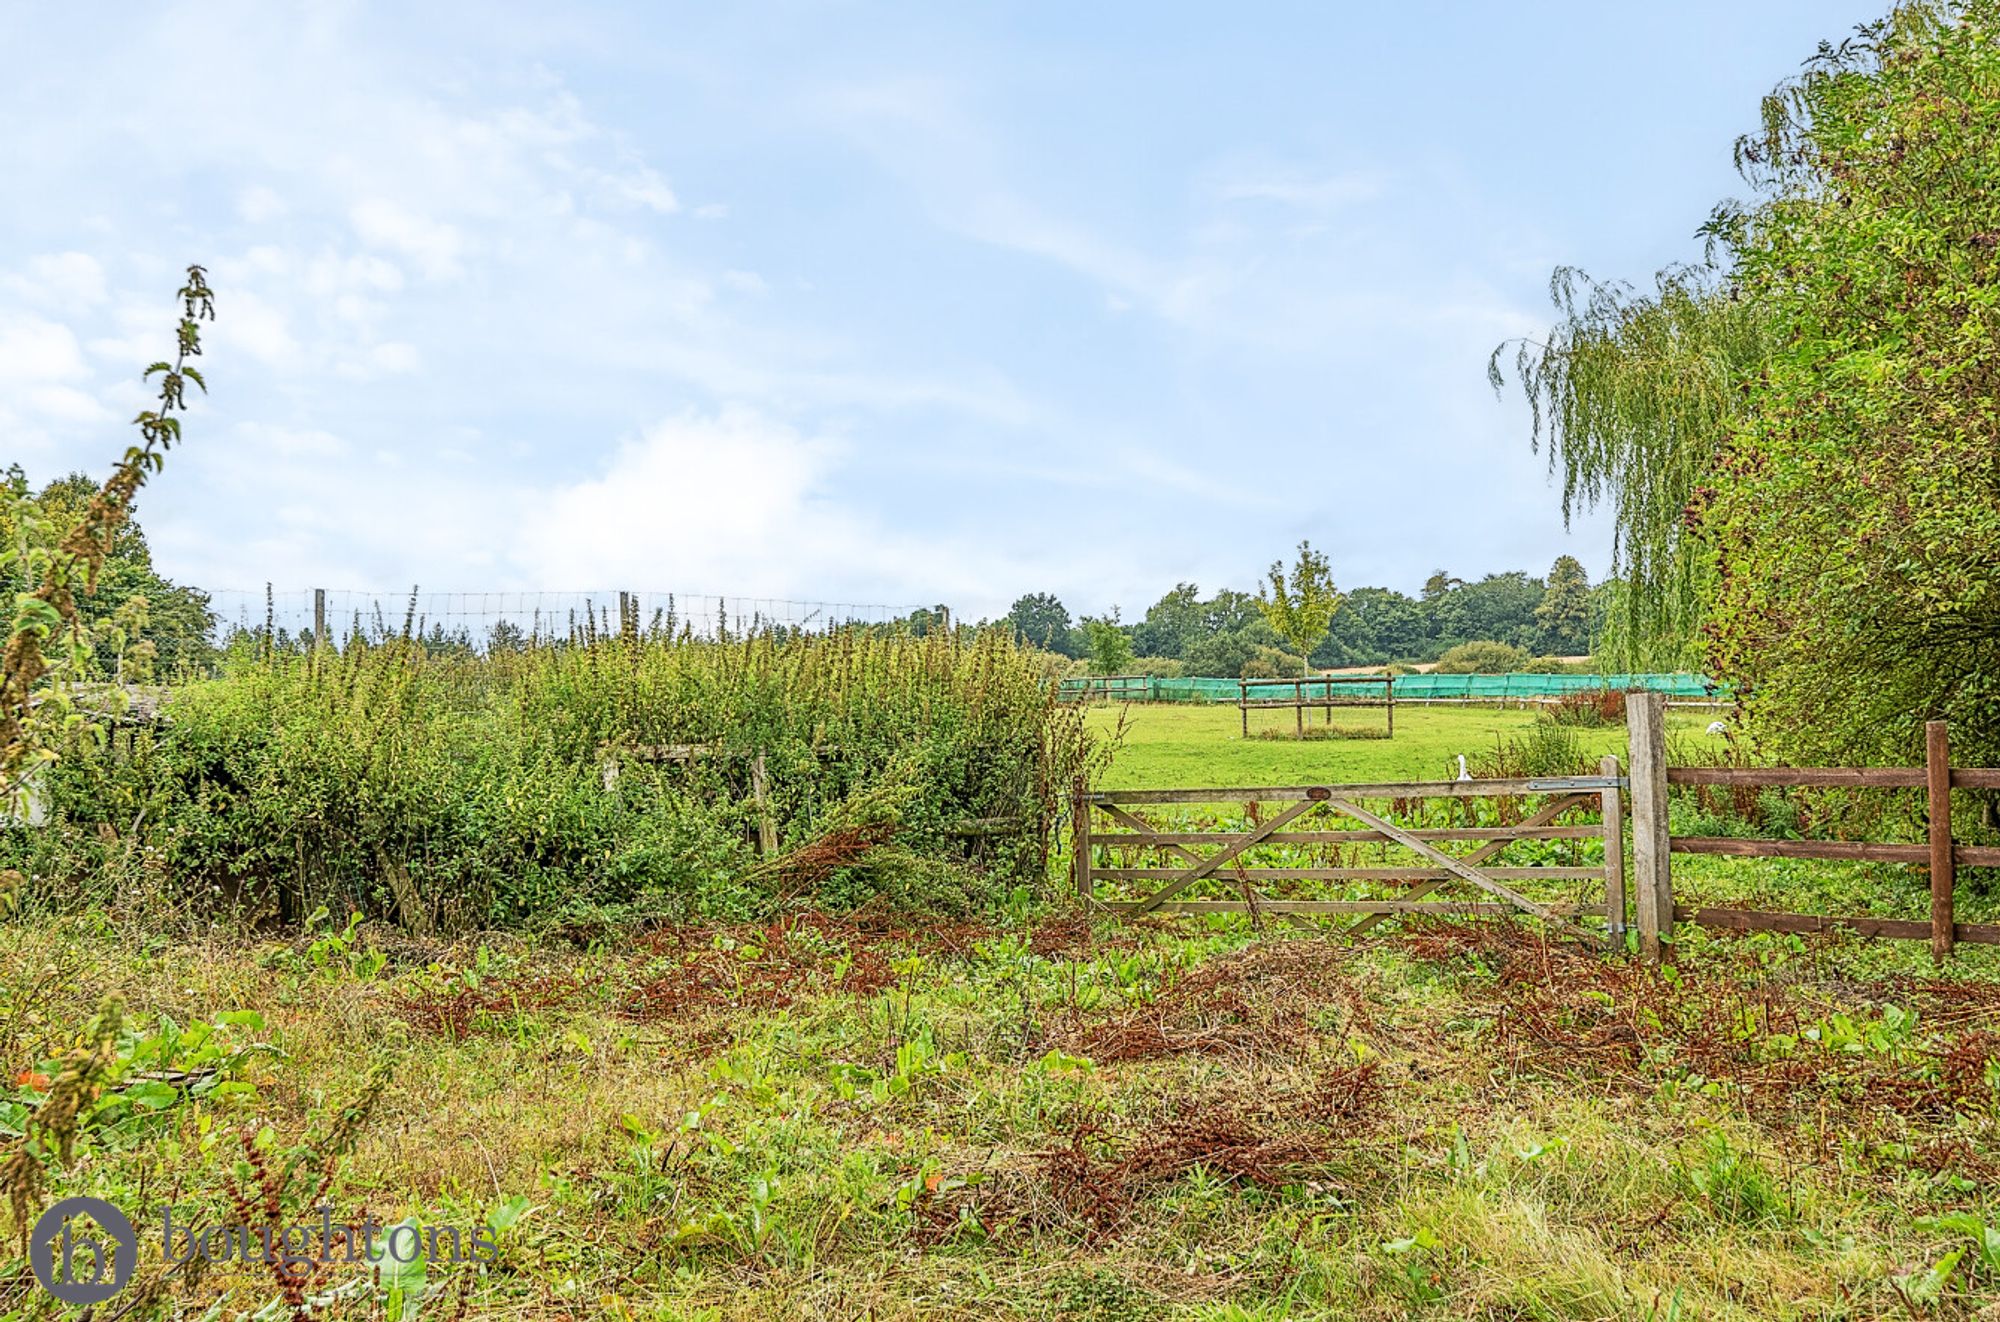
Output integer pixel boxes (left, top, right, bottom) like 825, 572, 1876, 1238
1237, 674, 1395, 739
1622, 692, 2000, 962
1071, 690, 1999, 963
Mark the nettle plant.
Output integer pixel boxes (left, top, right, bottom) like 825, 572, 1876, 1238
0, 265, 214, 825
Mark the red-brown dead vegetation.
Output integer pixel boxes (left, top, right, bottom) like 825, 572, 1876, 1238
1049, 940, 1352, 1065
1036, 1063, 1385, 1241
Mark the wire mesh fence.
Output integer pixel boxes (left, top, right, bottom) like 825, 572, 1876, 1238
193, 587, 944, 662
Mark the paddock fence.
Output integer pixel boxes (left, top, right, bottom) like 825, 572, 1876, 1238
1073, 693, 2000, 962
1058, 671, 1729, 709
1625, 696, 2000, 961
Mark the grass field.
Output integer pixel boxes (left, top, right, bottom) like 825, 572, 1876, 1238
8, 701, 1999, 1319
1085, 701, 1726, 788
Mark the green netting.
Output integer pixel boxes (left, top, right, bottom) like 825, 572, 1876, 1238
1059, 672, 1727, 703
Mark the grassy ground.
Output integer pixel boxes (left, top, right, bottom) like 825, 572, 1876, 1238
6, 703, 1996, 1319
1083, 702, 1726, 789
5, 908, 2000, 1319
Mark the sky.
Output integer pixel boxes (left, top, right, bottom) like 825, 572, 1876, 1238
0, 1, 1886, 623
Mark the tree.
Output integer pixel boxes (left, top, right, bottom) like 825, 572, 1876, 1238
1258, 541, 1343, 662
1704, 1, 2000, 764
1081, 611, 1134, 675
1494, 1, 2000, 766
1449, 573, 1545, 649
1004, 592, 1076, 655
1490, 265, 1766, 668
1314, 587, 1425, 667
1131, 583, 1202, 658
2, 471, 214, 677
1534, 556, 1592, 656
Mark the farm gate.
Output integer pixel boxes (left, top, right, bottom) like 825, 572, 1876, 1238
1072, 694, 2000, 960
1071, 766, 1628, 946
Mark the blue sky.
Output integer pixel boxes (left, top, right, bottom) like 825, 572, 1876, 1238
1, 1, 1883, 620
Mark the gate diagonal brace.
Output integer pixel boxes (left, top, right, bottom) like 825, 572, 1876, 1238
1095, 802, 1312, 928
1343, 793, 1590, 937
1126, 796, 1323, 915
1326, 797, 1598, 943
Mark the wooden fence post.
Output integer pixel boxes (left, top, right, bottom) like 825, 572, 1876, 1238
1071, 778, 1092, 906
1240, 679, 1249, 739
1626, 691, 1672, 962
1600, 753, 1626, 950
313, 587, 326, 649
1929, 719, 1955, 962
751, 752, 778, 857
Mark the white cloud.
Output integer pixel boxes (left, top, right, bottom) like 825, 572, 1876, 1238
513, 407, 1024, 605
5, 252, 108, 309
25, 385, 113, 425
210, 290, 301, 369
0, 314, 89, 381
349, 200, 466, 280
237, 185, 288, 223
234, 422, 349, 458
1221, 170, 1386, 213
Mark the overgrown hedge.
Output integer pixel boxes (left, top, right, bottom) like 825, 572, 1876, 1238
8, 629, 1103, 928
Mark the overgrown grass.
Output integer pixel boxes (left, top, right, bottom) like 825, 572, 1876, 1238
6, 906, 2000, 1319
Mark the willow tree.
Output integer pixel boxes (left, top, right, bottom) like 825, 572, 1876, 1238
1702, 1, 2000, 767
1489, 263, 1768, 669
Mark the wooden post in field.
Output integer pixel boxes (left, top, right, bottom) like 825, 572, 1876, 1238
1296, 678, 1305, 739
1626, 691, 1672, 962
311, 587, 327, 675
1386, 674, 1395, 738
1928, 719, 1955, 961
1071, 777, 1092, 905
751, 752, 778, 857
1599, 754, 1626, 950
1240, 679, 1249, 739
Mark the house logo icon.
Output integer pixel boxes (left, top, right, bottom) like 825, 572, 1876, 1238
29, 1196, 137, 1305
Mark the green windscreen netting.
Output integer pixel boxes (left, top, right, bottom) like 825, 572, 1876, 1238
1059, 672, 1727, 703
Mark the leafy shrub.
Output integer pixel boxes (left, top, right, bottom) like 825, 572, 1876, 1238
15, 628, 1103, 928
1471, 722, 1592, 779
1432, 641, 1531, 674
1542, 688, 1626, 727
1239, 646, 1309, 679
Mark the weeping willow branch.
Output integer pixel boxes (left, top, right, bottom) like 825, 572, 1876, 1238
1489, 263, 1768, 668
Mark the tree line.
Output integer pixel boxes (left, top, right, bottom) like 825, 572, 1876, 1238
1001, 552, 1601, 677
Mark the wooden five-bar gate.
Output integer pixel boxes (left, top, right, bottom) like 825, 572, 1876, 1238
1071, 761, 1629, 945
1072, 693, 2000, 960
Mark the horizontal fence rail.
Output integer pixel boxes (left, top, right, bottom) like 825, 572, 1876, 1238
1073, 772, 1625, 944
1629, 698, 2000, 961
